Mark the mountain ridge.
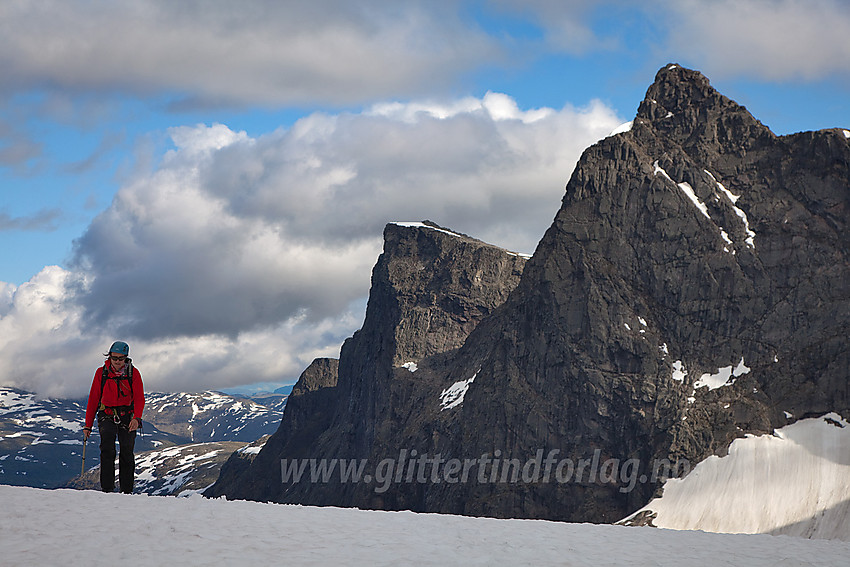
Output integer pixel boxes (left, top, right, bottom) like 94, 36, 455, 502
210, 63, 849, 531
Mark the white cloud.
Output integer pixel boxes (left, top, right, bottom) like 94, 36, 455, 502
0, 267, 94, 398
0, 0, 499, 106
1, 93, 622, 397
2, 1, 848, 111
0, 264, 360, 398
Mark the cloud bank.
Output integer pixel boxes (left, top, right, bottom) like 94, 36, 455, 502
0, 94, 622, 397
0, 0, 498, 107
3, 0, 847, 113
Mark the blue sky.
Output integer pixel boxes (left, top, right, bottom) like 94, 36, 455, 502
1, 0, 848, 397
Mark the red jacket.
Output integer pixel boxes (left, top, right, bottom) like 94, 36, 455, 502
85, 360, 145, 429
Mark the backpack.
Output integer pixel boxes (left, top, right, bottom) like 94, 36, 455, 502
98, 359, 135, 413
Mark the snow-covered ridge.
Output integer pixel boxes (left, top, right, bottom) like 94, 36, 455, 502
144, 390, 286, 442
0, 390, 83, 434
151, 391, 269, 417
391, 221, 466, 238
390, 222, 532, 259
609, 120, 633, 136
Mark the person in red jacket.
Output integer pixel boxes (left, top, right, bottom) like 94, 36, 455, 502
83, 341, 145, 493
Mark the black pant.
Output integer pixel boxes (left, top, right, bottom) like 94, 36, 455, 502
98, 412, 136, 493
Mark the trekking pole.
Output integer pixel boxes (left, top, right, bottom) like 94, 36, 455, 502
81, 435, 87, 477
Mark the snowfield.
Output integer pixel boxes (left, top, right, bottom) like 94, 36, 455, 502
627, 413, 850, 541
3, 485, 850, 566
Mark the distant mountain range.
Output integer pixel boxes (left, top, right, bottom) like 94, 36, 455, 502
0, 387, 285, 493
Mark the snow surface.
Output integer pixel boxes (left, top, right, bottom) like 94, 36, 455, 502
0, 390, 40, 415
3, 485, 850, 566
676, 181, 711, 219
652, 162, 710, 220
390, 221, 465, 239
238, 444, 263, 455
653, 162, 757, 252
439, 371, 477, 411
693, 357, 750, 391
705, 170, 756, 248
671, 360, 687, 382
401, 362, 418, 373
609, 120, 633, 136
626, 414, 850, 542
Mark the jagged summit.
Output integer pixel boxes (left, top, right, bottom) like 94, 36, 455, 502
630, 63, 775, 164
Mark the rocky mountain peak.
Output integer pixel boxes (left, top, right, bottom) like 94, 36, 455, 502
633, 63, 775, 165
211, 65, 849, 527
638, 64, 721, 121
364, 221, 528, 366
207, 221, 528, 501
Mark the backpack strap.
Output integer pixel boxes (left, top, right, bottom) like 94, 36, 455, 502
127, 362, 134, 402
98, 361, 134, 412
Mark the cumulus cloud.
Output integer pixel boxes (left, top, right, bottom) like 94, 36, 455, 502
0, 267, 93, 398
0, 265, 362, 398
72, 94, 621, 338
0, 0, 499, 107
1, 93, 622, 397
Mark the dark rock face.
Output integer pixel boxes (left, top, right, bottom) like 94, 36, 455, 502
207, 358, 339, 499
207, 223, 527, 502
210, 65, 850, 523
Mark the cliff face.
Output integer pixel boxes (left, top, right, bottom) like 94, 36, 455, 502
207, 221, 528, 503
430, 64, 850, 521
210, 65, 850, 523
